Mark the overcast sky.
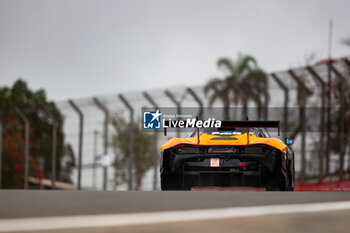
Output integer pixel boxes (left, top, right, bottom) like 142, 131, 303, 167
1, 0, 350, 100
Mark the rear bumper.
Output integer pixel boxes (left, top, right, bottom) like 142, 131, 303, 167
169, 152, 277, 172
161, 152, 279, 188
185, 170, 263, 187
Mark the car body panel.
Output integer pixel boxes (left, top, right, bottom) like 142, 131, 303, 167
161, 133, 287, 153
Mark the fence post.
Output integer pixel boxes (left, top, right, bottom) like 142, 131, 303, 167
288, 70, 312, 182
306, 66, 327, 181
344, 58, 350, 69
343, 58, 350, 172
331, 65, 346, 180
93, 97, 109, 191
15, 107, 30, 189
43, 105, 59, 189
164, 90, 181, 138
271, 73, 289, 139
325, 60, 332, 176
119, 94, 134, 190
69, 100, 84, 190
186, 88, 204, 120
143, 92, 159, 191
0, 122, 2, 189
92, 130, 98, 190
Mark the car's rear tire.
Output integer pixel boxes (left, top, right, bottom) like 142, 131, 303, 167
265, 152, 294, 191
265, 172, 287, 191
160, 173, 180, 190
161, 172, 190, 191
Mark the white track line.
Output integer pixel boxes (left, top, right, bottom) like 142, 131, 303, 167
1, 201, 350, 232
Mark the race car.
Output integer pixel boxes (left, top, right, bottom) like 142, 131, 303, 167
160, 121, 295, 191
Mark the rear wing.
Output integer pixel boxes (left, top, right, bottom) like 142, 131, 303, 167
163, 120, 280, 138
220, 120, 280, 128
220, 121, 279, 132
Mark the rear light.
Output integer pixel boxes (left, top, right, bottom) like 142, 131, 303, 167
173, 144, 188, 149
239, 162, 245, 166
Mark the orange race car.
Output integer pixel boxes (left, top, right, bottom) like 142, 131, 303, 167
160, 121, 295, 191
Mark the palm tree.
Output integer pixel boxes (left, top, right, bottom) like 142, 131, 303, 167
205, 54, 269, 120
204, 78, 231, 120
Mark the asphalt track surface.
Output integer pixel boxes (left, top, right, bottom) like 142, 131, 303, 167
1, 190, 350, 232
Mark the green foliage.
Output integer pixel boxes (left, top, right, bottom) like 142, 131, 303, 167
111, 114, 155, 190
0, 79, 74, 188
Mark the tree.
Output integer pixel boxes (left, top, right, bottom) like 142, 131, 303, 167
0, 79, 74, 188
205, 54, 269, 120
204, 78, 232, 120
111, 114, 155, 190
